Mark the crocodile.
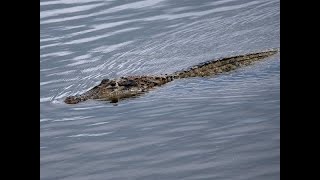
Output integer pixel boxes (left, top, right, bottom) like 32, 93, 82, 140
64, 48, 279, 104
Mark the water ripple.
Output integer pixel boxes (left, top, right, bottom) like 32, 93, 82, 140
41, 0, 279, 179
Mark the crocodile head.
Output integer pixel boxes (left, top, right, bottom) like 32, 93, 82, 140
64, 75, 171, 104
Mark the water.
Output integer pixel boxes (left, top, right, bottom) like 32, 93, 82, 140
40, 0, 280, 179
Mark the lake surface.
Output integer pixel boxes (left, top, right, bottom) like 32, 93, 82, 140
40, 0, 280, 179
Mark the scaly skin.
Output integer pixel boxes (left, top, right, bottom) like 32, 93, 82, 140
64, 49, 279, 104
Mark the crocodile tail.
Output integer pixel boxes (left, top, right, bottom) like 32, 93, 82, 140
171, 48, 279, 79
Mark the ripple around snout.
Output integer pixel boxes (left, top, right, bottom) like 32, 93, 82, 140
41, 0, 279, 179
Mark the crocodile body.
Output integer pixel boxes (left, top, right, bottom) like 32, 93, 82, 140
64, 49, 279, 104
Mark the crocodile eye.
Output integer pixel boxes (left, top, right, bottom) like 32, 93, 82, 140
110, 81, 116, 86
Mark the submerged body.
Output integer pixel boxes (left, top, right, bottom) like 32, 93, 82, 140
64, 49, 279, 104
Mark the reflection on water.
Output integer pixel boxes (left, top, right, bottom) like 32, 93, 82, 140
40, 0, 280, 179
